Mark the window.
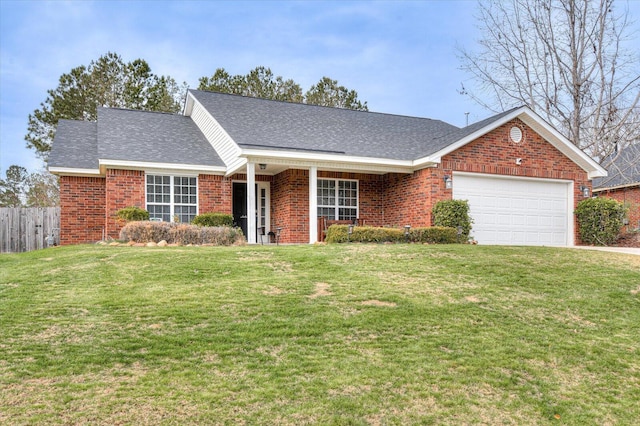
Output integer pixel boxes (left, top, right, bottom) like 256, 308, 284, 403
317, 179, 358, 221
146, 175, 197, 223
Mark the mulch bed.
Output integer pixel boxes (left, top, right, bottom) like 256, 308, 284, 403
612, 232, 640, 248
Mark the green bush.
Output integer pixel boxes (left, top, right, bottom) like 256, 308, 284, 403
119, 221, 245, 246
575, 197, 626, 246
192, 212, 234, 227
116, 206, 149, 222
325, 225, 459, 244
409, 226, 459, 244
432, 200, 473, 242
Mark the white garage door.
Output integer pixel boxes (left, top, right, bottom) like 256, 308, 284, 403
453, 173, 571, 246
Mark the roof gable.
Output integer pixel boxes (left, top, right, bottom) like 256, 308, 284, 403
188, 90, 459, 161
417, 106, 606, 179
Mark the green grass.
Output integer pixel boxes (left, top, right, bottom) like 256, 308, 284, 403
1, 244, 639, 425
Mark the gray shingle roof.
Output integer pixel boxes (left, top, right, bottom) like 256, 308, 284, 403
426, 107, 522, 150
189, 90, 462, 161
97, 107, 224, 167
49, 119, 98, 170
51, 91, 526, 173
593, 144, 640, 189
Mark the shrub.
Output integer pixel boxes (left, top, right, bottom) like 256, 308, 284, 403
432, 200, 473, 242
325, 225, 459, 244
409, 226, 459, 244
192, 212, 234, 227
116, 206, 149, 222
575, 197, 626, 246
119, 221, 245, 246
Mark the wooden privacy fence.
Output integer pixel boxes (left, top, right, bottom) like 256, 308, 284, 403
0, 207, 60, 253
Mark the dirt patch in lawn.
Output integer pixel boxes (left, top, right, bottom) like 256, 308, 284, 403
263, 286, 286, 295
309, 282, 332, 298
361, 300, 397, 307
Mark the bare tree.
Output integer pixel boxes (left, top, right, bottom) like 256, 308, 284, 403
459, 0, 640, 163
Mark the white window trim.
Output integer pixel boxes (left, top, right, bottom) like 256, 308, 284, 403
145, 174, 199, 222
317, 178, 359, 220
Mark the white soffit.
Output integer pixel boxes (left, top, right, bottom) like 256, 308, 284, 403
48, 167, 101, 177
99, 159, 226, 175
241, 148, 418, 174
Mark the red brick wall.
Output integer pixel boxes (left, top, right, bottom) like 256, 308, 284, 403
383, 169, 434, 228
272, 169, 309, 243
105, 169, 146, 239
199, 174, 232, 214
59, 176, 106, 245
596, 186, 640, 232
61, 170, 236, 244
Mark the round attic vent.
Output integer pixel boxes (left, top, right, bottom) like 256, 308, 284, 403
510, 126, 523, 143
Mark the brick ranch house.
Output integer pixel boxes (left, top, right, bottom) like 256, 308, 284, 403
49, 89, 606, 246
593, 144, 640, 232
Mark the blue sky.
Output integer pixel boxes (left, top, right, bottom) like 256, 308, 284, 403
1, 0, 636, 176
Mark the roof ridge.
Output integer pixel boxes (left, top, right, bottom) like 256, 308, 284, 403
97, 106, 181, 117
188, 89, 456, 125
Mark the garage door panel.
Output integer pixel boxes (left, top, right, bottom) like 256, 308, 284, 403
453, 174, 570, 246
497, 214, 512, 226
512, 214, 526, 226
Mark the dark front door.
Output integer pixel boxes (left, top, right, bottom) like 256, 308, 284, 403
233, 182, 248, 239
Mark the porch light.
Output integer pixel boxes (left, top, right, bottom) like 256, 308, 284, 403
579, 185, 590, 198
444, 175, 452, 189
259, 163, 267, 170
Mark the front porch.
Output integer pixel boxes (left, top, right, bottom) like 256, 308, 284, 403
231, 163, 437, 244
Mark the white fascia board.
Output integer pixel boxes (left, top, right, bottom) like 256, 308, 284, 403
48, 167, 102, 177
593, 182, 640, 192
226, 157, 248, 176
183, 92, 195, 116
99, 159, 226, 174
241, 148, 415, 172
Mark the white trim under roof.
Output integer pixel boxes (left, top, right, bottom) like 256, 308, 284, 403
593, 181, 640, 192
98, 159, 226, 175
48, 167, 101, 177
413, 107, 607, 180
234, 148, 420, 175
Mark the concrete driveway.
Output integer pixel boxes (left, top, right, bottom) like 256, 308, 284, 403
572, 246, 640, 256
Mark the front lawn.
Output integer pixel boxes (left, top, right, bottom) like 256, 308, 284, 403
1, 244, 638, 425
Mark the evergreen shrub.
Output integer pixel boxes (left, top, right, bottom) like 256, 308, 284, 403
116, 206, 149, 222
575, 197, 625, 246
325, 225, 459, 244
192, 212, 234, 227
432, 200, 473, 242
